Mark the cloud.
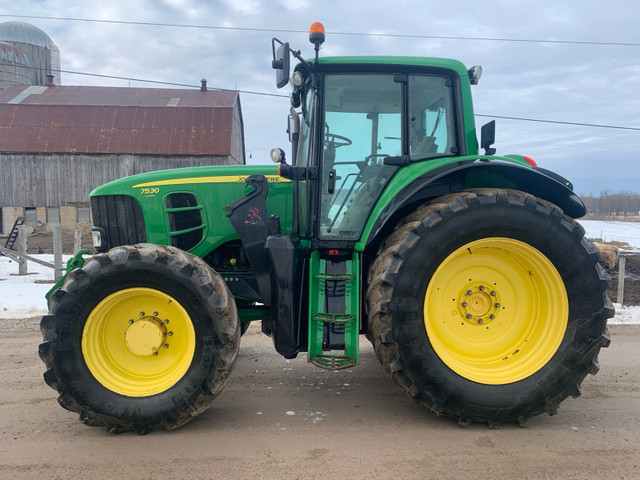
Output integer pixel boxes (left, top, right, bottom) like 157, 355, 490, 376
1, 0, 638, 193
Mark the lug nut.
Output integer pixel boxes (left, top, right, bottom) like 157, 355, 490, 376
168, 331, 173, 336
478, 319, 484, 324
490, 291, 496, 296
164, 344, 169, 348
153, 351, 158, 356
461, 301, 468, 307
467, 290, 473, 295
479, 285, 485, 291
466, 313, 472, 319
489, 314, 495, 319
153, 311, 158, 316
129, 319, 134, 324
140, 312, 145, 316
495, 303, 501, 308
164, 319, 169, 324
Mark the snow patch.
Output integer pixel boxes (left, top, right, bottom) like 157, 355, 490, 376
0, 254, 71, 319
579, 220, 640, 249
1, 252, 639, 324
609, 304, 640, 325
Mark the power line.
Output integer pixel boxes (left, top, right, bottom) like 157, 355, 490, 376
61, 68, 289, 98
476, 114, 640, 131
1, 62, 637, 131
0, 61, 288, 98
1, 13, 639, 47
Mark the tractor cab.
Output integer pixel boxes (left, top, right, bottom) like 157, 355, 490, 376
242, 22, 480, 367
272, 23, 478, 248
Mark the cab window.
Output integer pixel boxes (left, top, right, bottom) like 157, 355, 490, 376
408, 75, 455, 158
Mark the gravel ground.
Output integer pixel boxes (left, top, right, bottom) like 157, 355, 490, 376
0, 320, 638, 480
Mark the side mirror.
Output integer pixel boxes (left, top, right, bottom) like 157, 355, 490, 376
271, 39, 290, 89
480, 120, 496, 155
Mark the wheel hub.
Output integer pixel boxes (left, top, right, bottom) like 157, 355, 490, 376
125, 316, 167, 357
460, 285, 500, 325
83, 287, 195, 397
424, 237, 569, 384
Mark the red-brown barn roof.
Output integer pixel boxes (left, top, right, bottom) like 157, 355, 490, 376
0, 85, 241, 155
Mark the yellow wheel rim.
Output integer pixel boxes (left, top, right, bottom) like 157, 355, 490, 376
82, 287, 196, 397
424, 237, 568, 385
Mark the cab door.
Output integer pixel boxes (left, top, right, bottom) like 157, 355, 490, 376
317, 73, 403, 243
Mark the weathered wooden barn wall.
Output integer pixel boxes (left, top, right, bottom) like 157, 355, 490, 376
0, 153, 239, 207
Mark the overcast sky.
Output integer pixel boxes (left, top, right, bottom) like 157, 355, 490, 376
2, 0, 639, 195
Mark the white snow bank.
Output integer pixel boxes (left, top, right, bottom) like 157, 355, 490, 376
0, 254, 70, 318
578, 220, 640, 249
1, 254, 639, 324
609, 303, 640, 325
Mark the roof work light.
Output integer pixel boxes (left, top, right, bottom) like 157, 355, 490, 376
309, 22, 325, 46
309, 22, 325, 62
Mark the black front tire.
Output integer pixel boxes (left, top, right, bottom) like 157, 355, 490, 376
39, 244, 240, 433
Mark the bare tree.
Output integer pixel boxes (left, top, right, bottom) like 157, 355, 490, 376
583, 191, 640, 217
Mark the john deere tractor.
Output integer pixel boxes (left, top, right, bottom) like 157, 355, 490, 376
39, 23, 613, 433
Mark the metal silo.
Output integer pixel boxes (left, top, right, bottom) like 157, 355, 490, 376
0, 21, 59, 89
0, 42, 32, 88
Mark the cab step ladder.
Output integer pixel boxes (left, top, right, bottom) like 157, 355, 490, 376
308, 250, 360, 370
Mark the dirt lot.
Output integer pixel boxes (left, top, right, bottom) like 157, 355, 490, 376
1, 320, 638, 480
608, 253, 640, 305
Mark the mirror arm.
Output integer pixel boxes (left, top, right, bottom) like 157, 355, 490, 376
272, 37, 314, 73
271, 38, 284, 69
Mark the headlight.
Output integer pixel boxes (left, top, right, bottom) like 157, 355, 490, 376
91, 227, 107, 252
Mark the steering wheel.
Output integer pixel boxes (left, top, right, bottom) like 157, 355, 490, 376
324, 132, 352, 148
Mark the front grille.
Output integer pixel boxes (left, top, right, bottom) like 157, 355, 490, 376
166, 193, 198, 209
91, 195, 146, 248
166, 193, 204, 251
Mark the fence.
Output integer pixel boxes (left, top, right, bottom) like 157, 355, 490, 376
0, 225, 82, 280
1, 227, 637, 306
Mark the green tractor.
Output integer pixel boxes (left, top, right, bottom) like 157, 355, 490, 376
39, 23, 613, 433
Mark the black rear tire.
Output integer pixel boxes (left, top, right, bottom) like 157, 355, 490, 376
39, 244, 239, 433
367, 189, 613, 426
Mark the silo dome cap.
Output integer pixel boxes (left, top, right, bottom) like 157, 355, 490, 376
0, 21, 53, 48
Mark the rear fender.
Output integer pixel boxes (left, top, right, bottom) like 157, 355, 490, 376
360, 160, 585, 251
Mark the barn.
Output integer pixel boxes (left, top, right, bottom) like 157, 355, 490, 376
0, 83, 245, 234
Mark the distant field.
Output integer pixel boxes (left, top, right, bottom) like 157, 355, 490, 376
583, 215, 640, 222
579, 219, 640, 248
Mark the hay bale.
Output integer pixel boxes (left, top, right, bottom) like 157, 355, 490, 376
594, 242, 619, 272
